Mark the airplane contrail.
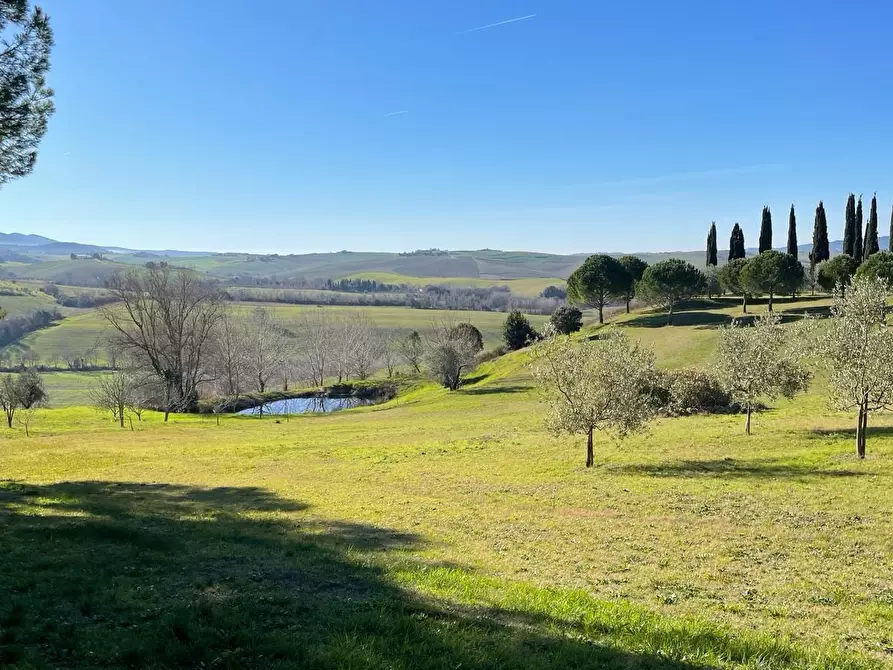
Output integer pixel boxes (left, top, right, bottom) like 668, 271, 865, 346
383, 110, 409, 117
456, 13, 537, 35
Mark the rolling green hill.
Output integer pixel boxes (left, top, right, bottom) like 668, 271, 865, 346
0, 296, 888, 668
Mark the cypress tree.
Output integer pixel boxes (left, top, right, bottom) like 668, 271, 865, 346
728, 223, 745, 261
811, 200, 830, 265
786, 204, 798, 256
864, 193, 879, 258
854, 196, 864, 263
759, 206, 772, 253
843, 194, 856, 257
706, 222, 718, 266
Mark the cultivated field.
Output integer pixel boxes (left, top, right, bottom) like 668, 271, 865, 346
8, 303, 552, 368
0, 298, 889, 668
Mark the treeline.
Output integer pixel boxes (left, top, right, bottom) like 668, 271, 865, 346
39, 283, 117, 308
703, 196, 893, 309
224, 284, 562, 314
0, 309, 63, 348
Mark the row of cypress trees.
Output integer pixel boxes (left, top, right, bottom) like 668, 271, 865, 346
705, 195, 892, 268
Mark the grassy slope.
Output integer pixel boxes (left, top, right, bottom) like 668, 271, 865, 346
0, 298, 889, 668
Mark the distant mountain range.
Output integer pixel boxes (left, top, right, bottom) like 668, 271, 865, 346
0, 231, 884, 288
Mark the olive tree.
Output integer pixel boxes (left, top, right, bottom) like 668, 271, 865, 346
424, 322, 479, 390
635, 259, 705, 324
713, 312, 810, 435
566, 254, 628, 323
810, 276, 893, 458
739, 250, 804, 311
530, 330, 656, 467
0, 369, 47, 432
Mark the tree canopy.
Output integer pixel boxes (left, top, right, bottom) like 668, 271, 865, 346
635, 259, 705, 324
758, 206, 773, 253
843, 194, 857, 257
713, 313, 809, 435
566, 254, 627, 324
810, 276, 893, 457
739, 250, 804, 310
531, 331, 656, 467
617, 255, 648, 313
706, 222, 718, 266
786, 205, 798, 256
503, 311, 537, 351
0, 1, 54, 187
864, 193, 880, 258
549, 305, 583, 335
728, 223, 746, 261
817, 254, 859, 293
717, 258, 750, 313
855, 250, 893, 285
811, 201, 830, 266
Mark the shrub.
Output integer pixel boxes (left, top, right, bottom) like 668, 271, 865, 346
652, 368, 732, 417
503, 311, 538, 350
550, 306, 583, 335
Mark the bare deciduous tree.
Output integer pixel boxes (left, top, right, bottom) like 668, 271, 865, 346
530, 330, 656, 467
344, 313, 384, 380
398, 331, 424, 374
210, 312, 248, 398
243, 306, 286, 393
102, 266, 223, 420
296, 309, 333, 387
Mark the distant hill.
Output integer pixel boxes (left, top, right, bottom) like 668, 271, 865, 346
0, 232, 56, 247
0, 230, 885, 287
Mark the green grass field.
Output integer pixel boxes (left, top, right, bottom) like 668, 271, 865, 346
0, 297, 889, 668
343, 271, 566, 297
7, 303, 551, 366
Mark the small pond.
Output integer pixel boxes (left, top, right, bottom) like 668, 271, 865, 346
237, 396, 374, 416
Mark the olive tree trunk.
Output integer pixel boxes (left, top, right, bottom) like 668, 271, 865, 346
585, 427, 594, 467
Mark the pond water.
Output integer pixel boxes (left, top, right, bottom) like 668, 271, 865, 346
237, 396, 374, 416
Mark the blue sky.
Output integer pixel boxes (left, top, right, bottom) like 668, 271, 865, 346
1, 0, 891, 254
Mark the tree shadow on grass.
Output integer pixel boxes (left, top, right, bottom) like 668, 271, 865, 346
609, 458, 872, 479
0, 480, 696, 669
624, 311, 734, 329
459, 384, 530, 396
0, 481, 847, 669
809, 425, 893, 439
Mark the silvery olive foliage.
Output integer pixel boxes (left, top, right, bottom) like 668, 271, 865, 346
713, 312, 810, 434
530, 330, 656, 467
810, 276, 893, 457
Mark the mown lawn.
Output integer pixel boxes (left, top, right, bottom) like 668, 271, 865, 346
0, 298, 890, 669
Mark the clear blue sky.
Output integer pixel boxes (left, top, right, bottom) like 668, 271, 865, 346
1, 0, 892, 254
